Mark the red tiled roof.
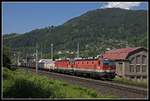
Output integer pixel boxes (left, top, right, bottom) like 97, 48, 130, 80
101, 47, 142, 60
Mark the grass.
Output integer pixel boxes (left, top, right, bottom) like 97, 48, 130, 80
2, 67, 117, 98
113, 77, 148, 88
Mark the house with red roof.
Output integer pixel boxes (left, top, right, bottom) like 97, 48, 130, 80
101, 47, 148, 80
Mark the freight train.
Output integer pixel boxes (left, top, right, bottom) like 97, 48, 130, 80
20, 57, 116, 79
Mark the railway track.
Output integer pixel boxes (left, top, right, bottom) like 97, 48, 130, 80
21, 67, 148, 99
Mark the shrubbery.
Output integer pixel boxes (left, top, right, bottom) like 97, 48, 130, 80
3, 68, 107, 98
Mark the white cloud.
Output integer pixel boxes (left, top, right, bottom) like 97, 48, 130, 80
101, 2, 142, 10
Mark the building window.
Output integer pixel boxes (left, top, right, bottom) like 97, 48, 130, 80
130, 65, 135, 72
136, 55, 141, 64
142, 55, 147, 64
136, 65, 140, 72
130, 57, 135, 64
142, 66, 146, 72
118, 62, 123, 72
119, 62, 123, 67
136, 76, 141, 79
130, 76, 134, 79
143, 76, 147, 79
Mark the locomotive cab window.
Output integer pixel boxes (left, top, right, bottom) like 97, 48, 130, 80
104, 63, 109, 65
103, 60, 109, 65
103, 60, 115, 66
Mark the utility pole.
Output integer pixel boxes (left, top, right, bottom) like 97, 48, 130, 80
13, 49, 17, 66
13, 51, 16, 66
41, 51, 42, 59
26, 53, 28, 64
15, 51, 17, 66
51, 43, 53, 60
17, 52, 20, 66
77, 42, 79, 58
36, 43, 38, 73
39, 45, 42, 59
41, 46, 42, 59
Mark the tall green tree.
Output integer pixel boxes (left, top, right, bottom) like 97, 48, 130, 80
3, 46, 11, 69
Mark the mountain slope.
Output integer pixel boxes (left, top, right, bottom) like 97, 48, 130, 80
3, 8, 148, 58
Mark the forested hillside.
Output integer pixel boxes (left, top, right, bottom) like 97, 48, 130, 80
3, 8, 148, 59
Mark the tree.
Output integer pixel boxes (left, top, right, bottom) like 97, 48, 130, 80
3, 46, 11, 69
3, 54, 11, 69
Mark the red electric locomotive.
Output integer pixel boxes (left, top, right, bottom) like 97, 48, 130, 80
55, 57, 116, 79
55, 59, 70, 68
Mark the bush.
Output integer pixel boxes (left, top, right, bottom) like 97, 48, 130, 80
3, 78, 53, 98
3, 68, 116, 98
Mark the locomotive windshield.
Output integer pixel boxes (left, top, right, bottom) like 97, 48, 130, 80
103, 60, 115, 66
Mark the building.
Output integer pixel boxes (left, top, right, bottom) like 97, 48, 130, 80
101, 47, 148, 80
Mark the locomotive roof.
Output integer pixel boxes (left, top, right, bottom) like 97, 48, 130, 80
55, 58, 99, 62
55, 59, 69, 62
75, 58, 99, 61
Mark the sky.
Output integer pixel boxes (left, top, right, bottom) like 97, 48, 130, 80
2, 2, 148, 34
